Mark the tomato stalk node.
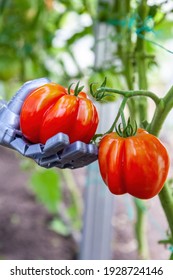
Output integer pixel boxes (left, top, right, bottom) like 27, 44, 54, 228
90, 78, 160, 105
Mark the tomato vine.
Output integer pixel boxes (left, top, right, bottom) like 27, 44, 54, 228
92, 0, 173, 259
90, 79, 173, 259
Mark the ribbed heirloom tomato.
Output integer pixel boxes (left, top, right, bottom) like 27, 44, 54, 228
20, 83, 99, 144
98, 128, 170, 199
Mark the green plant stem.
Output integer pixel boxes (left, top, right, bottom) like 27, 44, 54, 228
106, 97, 128, 133
148, 86, 173, 136
134, 199, 149, 259
158, 185, 173, 239
96, 87, 160, 105
123, 0, 137, 122
112, 0, 137, 121
134, 0, 150, 260
135, 0, 149, 123
134, 197, 149, 258
147, 85, 173, 239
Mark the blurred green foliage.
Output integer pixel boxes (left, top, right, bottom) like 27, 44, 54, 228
0, 0, 51, 82
1, 0, 173, 239
0, 0, 173, 97
0, 0, 94, 236
0, 0, 97, 98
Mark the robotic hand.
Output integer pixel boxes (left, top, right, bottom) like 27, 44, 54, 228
0, 78, 98, 169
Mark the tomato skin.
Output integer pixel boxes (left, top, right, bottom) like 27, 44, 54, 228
98, 129, 170, 199
20, 83, 99, 144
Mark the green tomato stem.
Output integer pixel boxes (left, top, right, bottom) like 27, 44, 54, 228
134, 199, 149, 259
134, 0, 150, 259
159, 184, 173, 239
106, 97, 128, 133
135, 0, 149, 123
147, 85, 173, 239
148, 86, 173, 135
96, 87, 160, 105
120, 110, 127, 132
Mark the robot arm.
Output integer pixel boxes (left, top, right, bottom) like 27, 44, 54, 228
0, 78, 98, 169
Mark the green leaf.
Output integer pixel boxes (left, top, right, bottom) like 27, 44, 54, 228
155, 19, 173, 41
49, 218, 71, 236
30, 169, 62, 214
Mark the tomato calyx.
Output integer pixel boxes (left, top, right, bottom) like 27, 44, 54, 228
67, 81, 84, 96
92, 118, 137, 144
116, 118, 137, 138
90, 77, 112, 101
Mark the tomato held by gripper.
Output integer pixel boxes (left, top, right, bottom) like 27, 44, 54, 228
0, 78, 98, 169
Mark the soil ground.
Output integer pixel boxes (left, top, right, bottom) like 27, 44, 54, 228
0, 146, 170, 260
0, 147, 77, 260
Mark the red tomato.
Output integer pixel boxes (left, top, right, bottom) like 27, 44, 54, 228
20, 83, 99, 144
98, 128, 170, 199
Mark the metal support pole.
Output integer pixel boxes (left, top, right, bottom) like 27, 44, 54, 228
80, 17, 119, 259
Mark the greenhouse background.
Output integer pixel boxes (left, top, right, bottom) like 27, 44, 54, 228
0, 0, 173, 260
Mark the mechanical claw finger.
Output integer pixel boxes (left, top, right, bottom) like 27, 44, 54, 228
34, 141, 98, 169
60, 141, 87, 163
35, 154, 61, 168
24, 143, 44, 158
43, 132, 69, 156
70, 143, 98, 168
10, 138, 29, 155
8, 78, 51, 115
